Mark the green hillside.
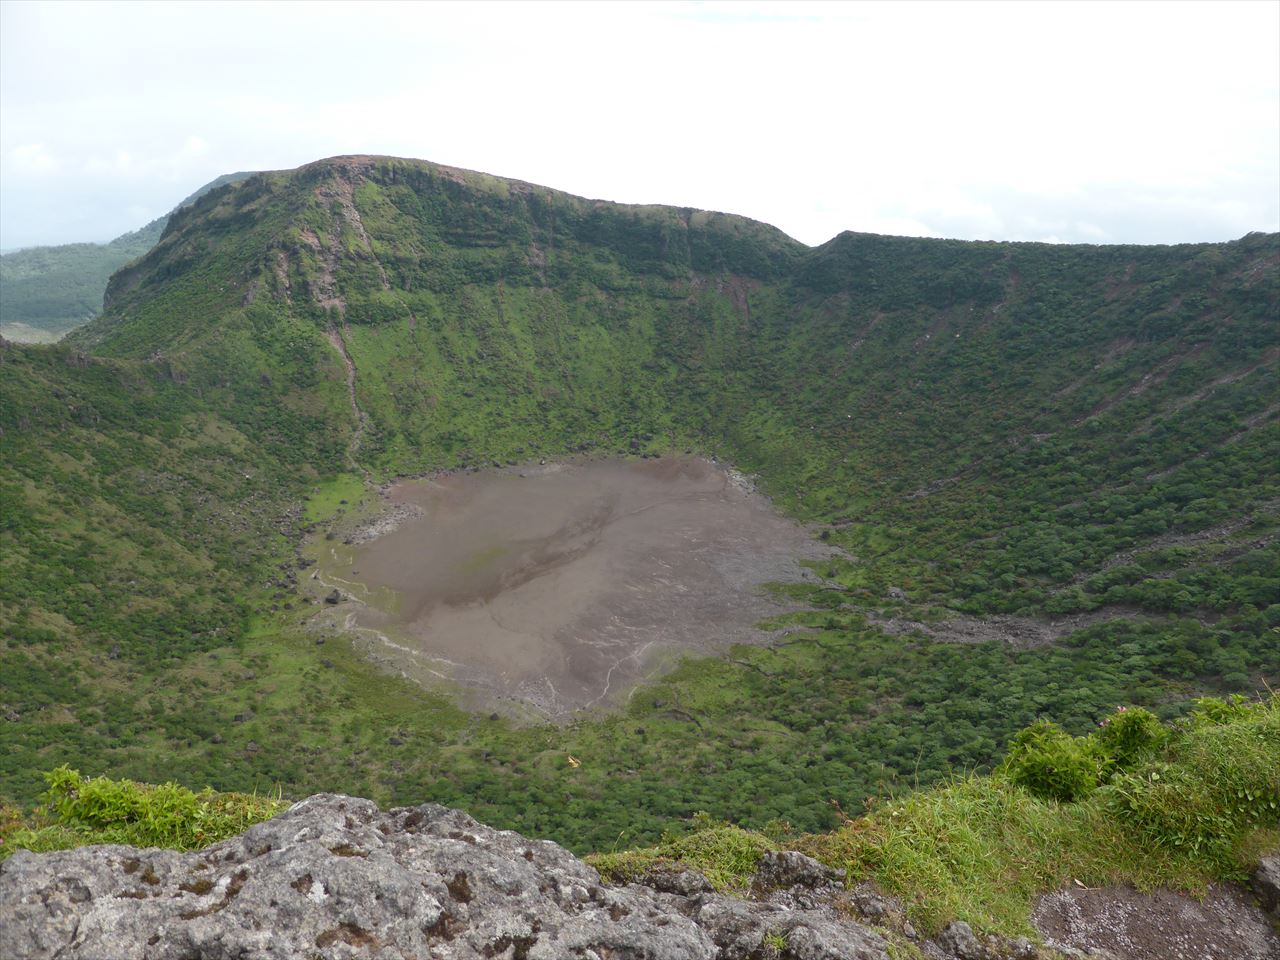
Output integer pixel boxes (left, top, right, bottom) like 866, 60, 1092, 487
0, 172, 253, 342
2, 156, 1277, 855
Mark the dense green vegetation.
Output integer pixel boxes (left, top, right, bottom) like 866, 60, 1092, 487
0, 173, 251, 341
2, 157, 1277, 866
6, 694, 1273, 943
1, 230, 157, 341
593, 694, 1280, 936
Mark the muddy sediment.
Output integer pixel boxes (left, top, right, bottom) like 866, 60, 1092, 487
313, 457, 828, 720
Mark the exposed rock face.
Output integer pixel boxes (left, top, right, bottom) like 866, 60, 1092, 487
752, 851, 845, 895
1032, 882, 1280, 960
918, 920, 1043, 960
1253, 854, 1280, 915
930, 921, 985, 960
0, 794, 891, 960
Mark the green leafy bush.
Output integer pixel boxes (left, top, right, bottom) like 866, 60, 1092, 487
1187, 692, 1257, 725
998, 720, 1101, 802
0, 767, 289, 859
1093, 706, 1169, 771
1102, 695, 1279, 866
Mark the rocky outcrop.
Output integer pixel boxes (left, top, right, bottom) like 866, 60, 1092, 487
1032, 882, 1280, 960
4, 794, 1274, 960
0, 794, 891, 960
1253, 853, 1280, 915
752, 851, 845, 895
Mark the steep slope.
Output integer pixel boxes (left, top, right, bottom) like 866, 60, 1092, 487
74, 157, 1279, 621
0, 173, 252, 342
2, 155, 1277, 851
73, 156, 802, 469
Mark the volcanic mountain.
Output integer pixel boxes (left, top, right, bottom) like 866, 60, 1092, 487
1, 155, 1276, 856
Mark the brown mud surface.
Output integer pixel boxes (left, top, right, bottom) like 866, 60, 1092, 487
1033, 883, 1279, 960
314, 458, 828, 719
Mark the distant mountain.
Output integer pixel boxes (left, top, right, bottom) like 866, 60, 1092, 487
0, 172, 253, 342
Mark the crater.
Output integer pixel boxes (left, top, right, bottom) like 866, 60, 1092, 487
312, 457, 828, 720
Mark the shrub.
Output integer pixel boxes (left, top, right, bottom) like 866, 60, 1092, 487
1092, 706, 1168, 771
44, 766, 201, 846
799, 694, 1280, 937
1101, 695, 1279, 868
998, 720, 1101, 802
1187, 692, 1256, 726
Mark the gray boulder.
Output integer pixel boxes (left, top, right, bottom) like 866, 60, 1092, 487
752, 850, 845, 893
1253, 854, 1280, 915
932, 920, 984, 960
0, 793, 891, 960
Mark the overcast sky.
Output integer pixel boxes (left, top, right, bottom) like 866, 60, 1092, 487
2, 0, 1277, 250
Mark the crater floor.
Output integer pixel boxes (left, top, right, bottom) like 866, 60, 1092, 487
312, 457, 828, 719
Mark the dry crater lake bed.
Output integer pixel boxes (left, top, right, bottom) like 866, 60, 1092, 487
307, 457, 830, 720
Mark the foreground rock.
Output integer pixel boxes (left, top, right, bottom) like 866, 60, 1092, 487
0, 794, 890, 960
1033, 882, 1280, 960
1254, 853, 1280, 915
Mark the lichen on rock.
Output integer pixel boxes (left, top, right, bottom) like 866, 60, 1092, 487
0, 793, 892, 960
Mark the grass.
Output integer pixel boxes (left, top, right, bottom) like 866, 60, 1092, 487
591, 814, 778, 892
812, 779, 1167, 935
302, 472, 367, 523
0, 767, 288, 858
593, 694, 1280, 938
802, 694, 1280, 936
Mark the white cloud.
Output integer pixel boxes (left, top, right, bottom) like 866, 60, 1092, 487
124, 204, 155, 224
1074, 223, 1110, 242
1, 0, 1276, 248
856, 217, 944, 240
7, 142, 57, 175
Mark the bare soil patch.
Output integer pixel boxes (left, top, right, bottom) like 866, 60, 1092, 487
313, 458, 828, 719
868, 605, 1151, 651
